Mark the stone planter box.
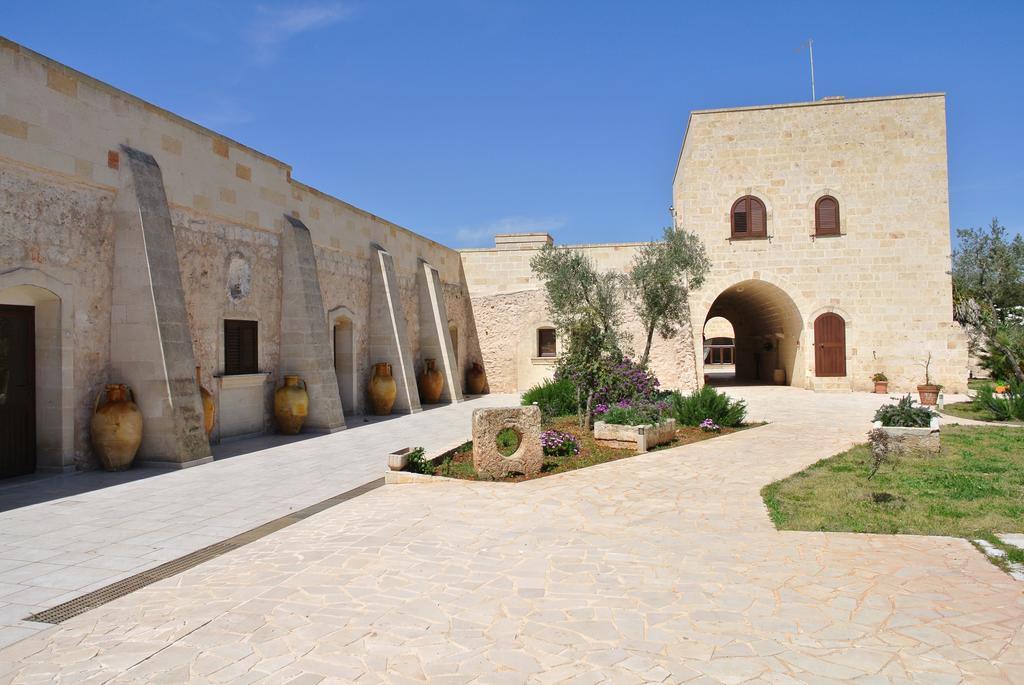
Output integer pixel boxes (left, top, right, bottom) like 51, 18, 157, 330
872, 417, 940, 453
594, 418, 676, 453
387, 447, 412, 471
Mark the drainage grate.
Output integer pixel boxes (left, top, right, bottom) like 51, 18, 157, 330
27, 477, 384, 624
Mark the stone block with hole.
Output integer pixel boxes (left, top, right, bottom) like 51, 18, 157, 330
472, 406, 542, 479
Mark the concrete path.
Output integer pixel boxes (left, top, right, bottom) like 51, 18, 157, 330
0, 395, 518, 649
2, 387, 1023, 683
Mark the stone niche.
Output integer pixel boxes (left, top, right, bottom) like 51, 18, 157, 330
472, 406, 542, 479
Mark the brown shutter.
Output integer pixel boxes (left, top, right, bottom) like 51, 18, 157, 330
225, 320, 259, 374
816, 196, 839, 235
749, 197, 766, 236
732, 198, 748, 236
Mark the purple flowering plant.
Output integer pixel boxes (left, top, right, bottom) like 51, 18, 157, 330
699, 418, 721, 433
540, 429, 580, 457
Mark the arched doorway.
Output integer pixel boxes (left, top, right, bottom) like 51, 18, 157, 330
814, 313, 847, 377
0, 272, 73, 476
703, 280, 804, 386
702, 317, 736, 383
333, 316, 356, 415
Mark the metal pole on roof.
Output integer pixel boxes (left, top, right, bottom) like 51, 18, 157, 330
808, 39, 816, 101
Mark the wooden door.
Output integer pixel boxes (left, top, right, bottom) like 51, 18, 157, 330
0, 305, 36, 479
814, 313, 846, 377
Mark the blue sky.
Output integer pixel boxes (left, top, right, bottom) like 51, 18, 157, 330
4, 1, 1022, 246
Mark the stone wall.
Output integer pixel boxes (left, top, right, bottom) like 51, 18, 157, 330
459, 240, 698, 393
0, 38, 476, 468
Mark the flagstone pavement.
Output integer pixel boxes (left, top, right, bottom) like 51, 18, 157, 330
1, 387, 1023, 684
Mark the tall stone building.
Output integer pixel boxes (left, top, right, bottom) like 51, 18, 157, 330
0, 38, 967, 478
462, 94, 968, 396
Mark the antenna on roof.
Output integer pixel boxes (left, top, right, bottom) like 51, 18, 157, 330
800, 39, 816, 101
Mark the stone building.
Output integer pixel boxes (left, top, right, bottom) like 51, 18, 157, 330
460, 94, 969, 395
0, 38, 967, 478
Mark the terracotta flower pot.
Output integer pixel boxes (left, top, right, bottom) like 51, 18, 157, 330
418, 358, 444, 404
466, 362, 487, 395
196, 366, 215, 438
274, 375, 309, 434
772, 368, 786, 385
368, 362, 397, 415
874, 381, 888, 394
91, 384, 143, 471
917, 384, 940, 406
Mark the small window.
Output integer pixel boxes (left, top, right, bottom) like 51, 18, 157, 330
537, 328, 557, 358
224, 319, 258, 375
731, 196, 767, 239
815, 196, 840, 236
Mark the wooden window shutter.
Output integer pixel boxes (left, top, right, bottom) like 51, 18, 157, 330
224, 320, 258, 374
815, 196, 839, 235
731, 198, 748, 236
749, 197, 766, 236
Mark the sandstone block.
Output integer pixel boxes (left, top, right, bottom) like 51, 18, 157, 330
472, 406, 542, 479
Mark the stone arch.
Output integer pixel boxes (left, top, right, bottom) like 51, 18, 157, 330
695, 277, 806, 387
0, 267, 75, 472
328, 305, 358, 415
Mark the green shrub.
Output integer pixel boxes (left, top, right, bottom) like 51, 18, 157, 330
600, 403, 664, 426
873, 395, 936, 427
521, 379, 578, 417
977, 381, 1024, 421
672, 385, 747, 427
405, 446, 429, 474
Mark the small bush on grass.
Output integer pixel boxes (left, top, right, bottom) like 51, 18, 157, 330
977, 380, 1024, 421
873, 395, 936, 427
672, 385, 747, 427
521, 379, 578, 418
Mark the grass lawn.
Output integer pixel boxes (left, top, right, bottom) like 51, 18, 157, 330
941, 400, 1024, 425
424, 416, 755, 483
762, 425, 1024, 571
968, 378, 995, 392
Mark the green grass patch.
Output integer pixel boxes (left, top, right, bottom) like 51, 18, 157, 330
762, 426, 1024, 542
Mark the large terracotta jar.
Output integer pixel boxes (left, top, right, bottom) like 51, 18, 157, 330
466, 362, 487, 395
91, 384, 143, 471
274, 375, 309, 434
368, 362, 397, 415
196, 366, 216, 438
418, 358, 444, 404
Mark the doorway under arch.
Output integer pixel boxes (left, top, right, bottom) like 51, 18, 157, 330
703, 280, 804, 386
332, 316, 356, 415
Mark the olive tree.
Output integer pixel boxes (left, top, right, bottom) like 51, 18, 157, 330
530, 246, 625, 427
628, 226, 711, 367
952, 218, 1024, 383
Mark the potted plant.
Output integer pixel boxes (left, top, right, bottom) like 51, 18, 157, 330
916, 352, 941, 406
872, 372, 889, 394
872, 394, 940, 453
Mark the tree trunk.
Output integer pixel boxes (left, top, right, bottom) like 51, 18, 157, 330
576, 386, 583, 427
640, 325, 656, 367
583, 390, 594, 430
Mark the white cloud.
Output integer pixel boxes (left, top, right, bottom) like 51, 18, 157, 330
453, 216, 567, 247
191, 96, 254, 128
245, 3, 351, 64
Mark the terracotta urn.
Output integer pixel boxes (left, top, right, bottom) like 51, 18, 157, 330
466, 362, 487, 395
917, 384, 940, 406
874, 381, 889, 394
772, 368, 786, 385
418, 358, 444, 404
91, 384, 143, 471
196, 366, 216, 438
368, 362, 397, 415
274, 375, 309, 434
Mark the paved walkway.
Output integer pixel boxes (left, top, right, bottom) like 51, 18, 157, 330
0, 395, 517, 649
2, 388, 1023, 684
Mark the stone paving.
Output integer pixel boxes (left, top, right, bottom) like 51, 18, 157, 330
2, 387, 1023, 684
0, 395, 517, 649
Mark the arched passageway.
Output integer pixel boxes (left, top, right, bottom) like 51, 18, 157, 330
703, 280, 804, 387
702, 317, 736, 382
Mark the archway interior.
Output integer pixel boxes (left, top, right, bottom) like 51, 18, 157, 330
702, 317, 736, 381
704, 280, 803, 386
333, 317, 355, 414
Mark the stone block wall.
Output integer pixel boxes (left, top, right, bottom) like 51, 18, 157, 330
0, 38, 478, 468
